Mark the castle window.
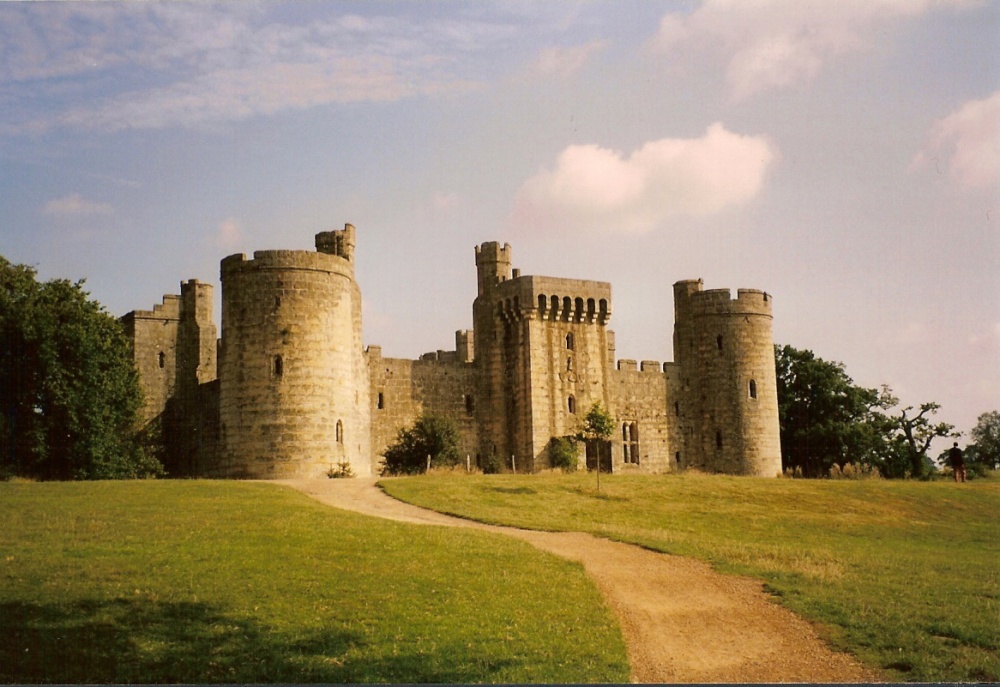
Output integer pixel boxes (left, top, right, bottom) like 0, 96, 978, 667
274, 296, 281, 310
716, 430, 723, 449
465, 394, 475, 414
377, 392, 384, 410
336, 420, 344, 444
674, 401, 680, 417
749, 379, 758, 399
716, 334, 724, 351
622, 422, 639, 465
273, 355, 283, 378
567, 356, 573, 371
622, 424, 630, 462
538, 294, 547, 312
158, 351, 165, 369
566, 332, 574, 350
675, 451, 681, 467
568, 395, 576, 414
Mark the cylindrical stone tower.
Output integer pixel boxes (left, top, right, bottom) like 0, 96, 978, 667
214, 224, 371, 478
673, 281, 781, 476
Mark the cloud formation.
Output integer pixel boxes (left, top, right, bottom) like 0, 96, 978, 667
528, 40, 608, 79
511, 123, 776, 234
214, 218, 244, 250
42, 193, 114, 218
911, 90, 1000, 190
0, 4, 509, 133
652, 0, 971, 99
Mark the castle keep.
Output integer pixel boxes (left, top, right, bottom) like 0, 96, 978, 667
124, 224, 782, 479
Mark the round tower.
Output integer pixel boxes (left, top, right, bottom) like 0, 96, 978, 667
674, 282, 781, 476
215, 224, 371, 478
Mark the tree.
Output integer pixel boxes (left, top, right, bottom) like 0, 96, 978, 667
576, 401, 614, 492
774, 345, 892, 477
882, 402, 955, 479
775, 344, 954, 479
1, 256, 161, 480
380, 414, 460, 475
966, 411, 1000, 471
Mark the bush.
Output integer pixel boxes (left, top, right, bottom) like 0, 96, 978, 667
327, 461, 355, 479
380, 415, 460, 476
549, 436, 579, 473
479, 453, 501, 475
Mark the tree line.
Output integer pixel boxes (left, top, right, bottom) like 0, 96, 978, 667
2, 255, 997, 480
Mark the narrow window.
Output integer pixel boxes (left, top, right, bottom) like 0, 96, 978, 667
716, 430, 723, 449
716, 334, 724, 351
158, 351, 165, 369
273, 355, 283, 378
675, 451, 681, 467
674, 401, 680, 417
336, 420, 344, 444
568, 395, 576, 414
465, 394, 475, 414
566, 356, 573, 372
629, 422, 640, 464
749, 379, 758, 399
566, 332, 574, 350
274, 296, 281, 310
377, 392, 385, 409
622, 424, 630, 463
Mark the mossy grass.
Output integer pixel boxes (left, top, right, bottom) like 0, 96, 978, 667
382, 471, 1000, 683
0, 480, 628, 683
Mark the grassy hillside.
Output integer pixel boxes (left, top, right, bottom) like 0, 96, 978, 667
383, 472, 1000, 683
0, 480, 628, 684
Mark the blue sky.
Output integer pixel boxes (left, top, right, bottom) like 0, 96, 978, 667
1, 1, 997, 440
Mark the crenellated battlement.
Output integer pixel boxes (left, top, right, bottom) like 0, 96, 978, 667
492, 275, 612, 325
674, 280, 772, 318
221, 247, 354, 280
123, 294, 181, 322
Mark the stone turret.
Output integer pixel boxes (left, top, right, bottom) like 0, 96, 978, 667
673, 280, 781, 476
215, 224, 371, 478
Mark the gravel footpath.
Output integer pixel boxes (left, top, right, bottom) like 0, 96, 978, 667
280, 477, 880, 684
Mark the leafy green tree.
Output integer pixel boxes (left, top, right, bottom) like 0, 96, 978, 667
380, 414, 460, 475
775, 345, 953, 479
548, 436, 580, 472
575, 401, 614, 491
774, 345, 892, 477
966, 411, 1000, 472
1, 256, 161, 480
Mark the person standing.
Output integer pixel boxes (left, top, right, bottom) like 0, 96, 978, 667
948, 442, 966, 483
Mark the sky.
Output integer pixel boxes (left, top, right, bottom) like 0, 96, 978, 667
1, 1, 998, 441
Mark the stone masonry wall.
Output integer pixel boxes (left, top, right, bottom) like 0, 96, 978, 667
368, 345, 478, 472
606, 361, 682, 474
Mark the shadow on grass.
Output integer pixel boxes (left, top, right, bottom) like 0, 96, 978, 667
486, 486, 537, 495
0, 599, 519, 683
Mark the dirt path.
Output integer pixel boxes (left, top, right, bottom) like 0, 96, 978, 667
280, 477, 880, 684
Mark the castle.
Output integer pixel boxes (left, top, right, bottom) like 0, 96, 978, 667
123, 224, 782, 479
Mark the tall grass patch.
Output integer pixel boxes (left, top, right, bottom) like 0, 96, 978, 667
0, 480, 628, 683
383, 471, 1000, 683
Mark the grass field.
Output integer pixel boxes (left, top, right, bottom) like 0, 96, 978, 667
383, 471, 1000, 683
0, 480, 629, 684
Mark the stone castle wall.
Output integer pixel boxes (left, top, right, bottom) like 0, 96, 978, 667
367, 343, 478, 471
124, 226, 781, 480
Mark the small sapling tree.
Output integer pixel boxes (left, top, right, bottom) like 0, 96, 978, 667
576, 402, 614, 493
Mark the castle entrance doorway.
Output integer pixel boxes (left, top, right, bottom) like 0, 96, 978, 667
585, 439, 612, 473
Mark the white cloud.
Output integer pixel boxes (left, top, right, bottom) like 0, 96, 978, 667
0, 4, 501, 132
511, 123, 776, 234
214, 218, 244, 250
528, 40, 607, 79
652, 0, 973, 100
911, 90, 1000, 190
41, 193, 113, 217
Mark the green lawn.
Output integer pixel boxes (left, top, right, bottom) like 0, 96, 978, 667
382, 471, 1000, 683
0, 480, 628, 684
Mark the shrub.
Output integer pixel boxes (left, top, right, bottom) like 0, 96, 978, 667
549, 436, 579, 473
327, 461, 355, 479
381, 414, 460, 475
